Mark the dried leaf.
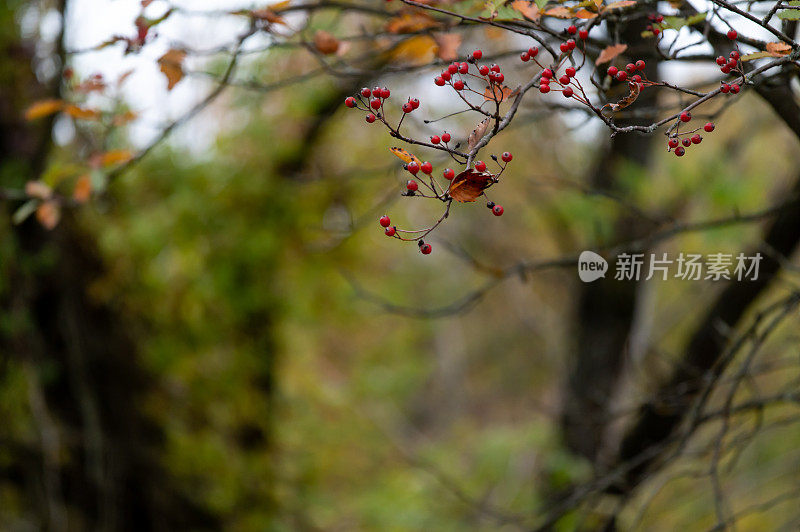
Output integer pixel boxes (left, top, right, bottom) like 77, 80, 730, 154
158, 49, 186, 90
448, 169, 496, 202
25, 99, 64, 121
390, 147, 423, 166
112, 110, 138, 126
575, 8, 599, 18
387, 35, 438, 65
606, 81, 640, 111
99, 149, 133, 167
740, 51, 774, 61
313, 30, 340, 55
36, 200, 61, 230
595, 43, 628, 64
251, 8, 286, 24
25, 180, 52, 200
73, 174, 92, 203
544, 7, 572, 18
468, 117, 491, 150
511, 0, 540, 21
434, 33, 462, 61
385, 13, 439, 34
483, 84, 518, 103
603, 0, 637, 9
765, 41, 791, 55
64, 104, 102, 121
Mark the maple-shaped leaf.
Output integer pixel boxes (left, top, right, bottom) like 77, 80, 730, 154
595, 43, 628, 64
448, 169, 496, 203
158, 49, 186, 90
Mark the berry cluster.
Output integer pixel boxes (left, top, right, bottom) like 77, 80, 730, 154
667, 119, 716, 157
433, 49, 508, 95
606, 59, 648, 84
646, 13, 665, 36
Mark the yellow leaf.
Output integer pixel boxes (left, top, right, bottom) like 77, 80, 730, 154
158, 49, 186, 90
511, 0, 541, 21
544, 6, 573, 18
24, 99, 64, 121
595, 43, 628, 64
603, 0, 637, 9
390, 147, 422, 166
36, 200, 61, 230
313, 30, 340, 55
434, 33, 462, 61
270, 0, 292, 12
73, 175, 92, 203
25, 180, 52, 200
385, 13, 440, 34
575, 8, 599, 18
99, 149, 133, 167
387, 35, 437, 65
64, 104, 102, 121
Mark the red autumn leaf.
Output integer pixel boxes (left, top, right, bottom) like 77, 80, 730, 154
158, 49, 186, 90
448, 169, 496, 203
595, 43, 628, 64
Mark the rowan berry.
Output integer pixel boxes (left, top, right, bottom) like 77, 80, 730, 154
379, 215, 391, 227
381, 87, 390, 98
680, 111, 691, 122
420, 243, 432, 255
472, 49, 483, 60
716, 56, 726, 65
691, 134, 702, 144
668, 138, 679, 149
704, 122, 715, 132
370, 98, 382, 109
407, 161, 419, 174
730, 83, 740, 94
540, 84, 550, 93
448, 63, 458, 74
459, 62, 469, 74
502, 151, 513, 162
406, 179, 418, 191
626, 63, 636, 73
636, 59, 646, 70
385, 226, 396, 236
542, 68, 554, 79
521, 51, 530, 62
607, 66, 618, 77
453, 80, 465, 90
721, 83, 731, 93
345, 97, 356, 108
492, 205, 504, 216
479, 64, 490, 75
441, 132, 451, 143
565, 66, 576, 77
410, 98, 420, 109
682, 138, 691, 147
563, 86, 574, 97
421, 161, 433, 174
441, 71, 451, 81
727, 29, 737, 40
675, 146, 685, 156
730, 50, 740, 60
431, 135, 441, 144
579, 29, 589, 40
490, 64, 500, 72
529, 47, 539, 58
443, 168, 455, 180
616, 71, 628, 81
559, 75, 570, 84
475, 160, 487, 171
360, 87, 371, 97
366, 113, 376, 123
567, 25, 577, 34
435, 76, 445, 86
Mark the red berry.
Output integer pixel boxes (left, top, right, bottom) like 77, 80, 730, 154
727, 29, 737, 40
565, 67, 576, 77
567, 25, 577, 35
682, 138, 692, 147
421, 161, 433, 174
435, 76, 445, 86
539, 84, 550, 93
727, 59, 737, 68
730, 50, 740, 60
448, 63, 458, 74
542, 68, 553, 79
607, 66, 618, 77
501, 151, 513, 162
406, 179, 418, 191
559, 75, 570, 84
360, 87, 371, 97
704, 122, 715, 132
716, 56, 726, 66
381, 87, 390, 99
443, 168, 455, 180
730, 83, 740, 94
495, 73, 504, 83
345, 97, 356, 108
721, 65, 731, 74
475, 160, 487, 171
366, 113, 376, 123
567, 39, 576, 50
472, 49, 483, 60
653, 28, 661, 36
632, 74, 642, 83
420, 243, 432, 255
410, 98, 420, 109
560, 42, 570, 53
529, 47, 539, 58
626, 63, 636, 73
563, 86, 574, 97
680, 111, 691, 122
616, 71, 628, 81
675, 146, 685, 157
379, 215, 391, 227
721, 83, 731, 93
407, 161, 419, 174
402, 103, 413, 113
655, 14, 664, 22
385, 226, 396, 237
579, 29, 589, 40
441, 71, 451, 81
370, 98, 381, 109
635, 60, 646, 70
492, 205, 504, 216
479, 64, 490, 76
668, 138, 679, 149
454, 79, 465, 90
520, 51, 530, 62
490, 64, 500, 72
691, 134, 702, 144
459, 62, 469, 74
431, 135, 441, 144
441, 132, 451, 143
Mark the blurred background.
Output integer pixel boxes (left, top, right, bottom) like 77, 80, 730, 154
2, 0, 800, 530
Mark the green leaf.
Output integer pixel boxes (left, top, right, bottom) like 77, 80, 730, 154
641, 30, 654, 37
662, 16, 687, 29
534, 0, 548, 9
12, 200, 38, 225
741, 51, 774, 61
685, 12, 707, 25
777, 9, 800, 20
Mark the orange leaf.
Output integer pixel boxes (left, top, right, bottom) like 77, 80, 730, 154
99, 149, 133, 167
73, 175, 92, 203
64, 104, 101, 121
25, 180, 52, 200
606, 81, 640, 111
448, 169, 496, 203
434, 33, 462, 61
251, 8, 286, 24
158, 49, 186, 90
511, 0, 541, 22
112, 110, 138, 126
575, 8, 599, 18
385, 13, 440, 34
765, 41, 791, 55
36, 200, 61, 230
468, 117, 491, 150
483, 84, 518, 103
390, 147, 423, 166
24, 99, 64, 121
544, 7, 572, 18
602, 0, 637, 10
595, 43, 628, 64
387, 35, 438, 65
313, 30, 340, 55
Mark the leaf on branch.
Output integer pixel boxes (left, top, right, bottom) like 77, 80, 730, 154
64, 104, 102, 121
511, 0, 541, 21
36, 200, 61, 230
575, 8, 599, 18
602, 0, 636, 10
740, 51, 773, 61
595, 43, 627, 64
24, 180, 53, 200
390, 147, 423, 166
158, 49, 186, 90
251, 8, 286, 25
777, 9, 800, 20
313, 30, 340, 55
606, 81, 640, 111
434, 33, 462, 61
73, 175, 92, 203
99, 149, 133, 167
24, 99, 64, 121
543, 6, 572, 18
483, 84, 519, 103
468, 117, 491, 150
385, 13, 440, 34
765, 41, 792, 55
387, 36, 438, 65
448, 169, 495, 203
